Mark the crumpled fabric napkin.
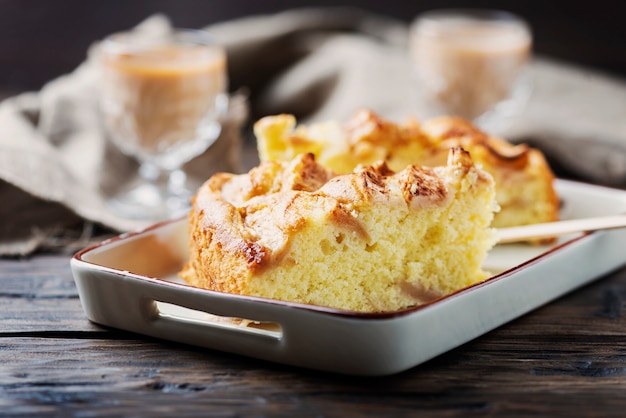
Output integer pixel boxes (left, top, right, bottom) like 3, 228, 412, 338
2, 8, 626, 256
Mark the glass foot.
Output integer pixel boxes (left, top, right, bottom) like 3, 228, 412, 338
107, 182, 191, 221
107, 166, 193, 222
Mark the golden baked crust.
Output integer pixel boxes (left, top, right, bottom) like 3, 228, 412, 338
255, 109, 559, 229
180, 149, 498, 312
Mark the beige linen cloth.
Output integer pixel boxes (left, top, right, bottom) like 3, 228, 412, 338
2, 8, 626, 256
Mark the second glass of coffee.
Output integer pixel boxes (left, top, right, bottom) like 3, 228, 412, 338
410, 9, 532, 133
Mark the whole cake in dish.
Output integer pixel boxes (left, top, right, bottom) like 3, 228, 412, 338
255, 109, 559, 229
179, 148, 498, 313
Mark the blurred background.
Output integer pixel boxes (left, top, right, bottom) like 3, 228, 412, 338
2, 0, 626, 249
1, 0, 625, 99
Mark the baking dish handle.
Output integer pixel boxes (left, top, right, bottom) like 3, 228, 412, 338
137, 280, 288, 348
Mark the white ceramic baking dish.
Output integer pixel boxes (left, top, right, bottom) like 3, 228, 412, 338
71, 179, 626, 376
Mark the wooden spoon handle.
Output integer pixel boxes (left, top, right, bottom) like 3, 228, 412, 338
497, 214, 626, 244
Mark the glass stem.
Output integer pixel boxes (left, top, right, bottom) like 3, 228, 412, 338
138, 162, 171, 196
139, 161, 190, 202
108, 161, 193, 221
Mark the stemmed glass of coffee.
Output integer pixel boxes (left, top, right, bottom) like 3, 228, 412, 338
410, 9, 532, 134
99, 28, 228, 220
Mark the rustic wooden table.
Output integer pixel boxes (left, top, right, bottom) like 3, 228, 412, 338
2, 252, 626, 417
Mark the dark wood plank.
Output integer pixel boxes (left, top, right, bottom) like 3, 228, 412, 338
2, 334, 626, 417
1, 255, 77, 298
0, 255, 100, 333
